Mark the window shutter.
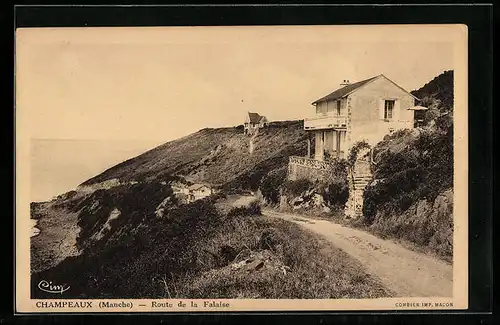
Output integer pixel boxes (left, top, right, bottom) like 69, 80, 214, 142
379, 99, 385, 119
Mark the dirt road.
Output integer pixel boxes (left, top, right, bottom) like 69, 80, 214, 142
263, 209, 453, 297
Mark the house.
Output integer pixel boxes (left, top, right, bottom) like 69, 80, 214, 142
171, 182, 213, 203
187, 184, 213, 202
244, 112, 268, 135
302, 74, 425, 161
288, 74, 427, 218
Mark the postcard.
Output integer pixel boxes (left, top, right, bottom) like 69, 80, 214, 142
15, 24, 468, 312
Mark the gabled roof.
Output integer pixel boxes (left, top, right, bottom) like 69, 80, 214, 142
247, 112, 266, 123
312, 74, 418, 105
312, 76, 378, 105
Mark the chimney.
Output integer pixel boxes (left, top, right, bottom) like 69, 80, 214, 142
340, 79, 350, 87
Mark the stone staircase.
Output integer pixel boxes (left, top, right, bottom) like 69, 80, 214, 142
352, 174, 372, 190
345, 156, 373, 218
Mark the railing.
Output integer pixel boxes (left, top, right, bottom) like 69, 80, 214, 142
289, 156, 334, 171
304, 114, 347, 130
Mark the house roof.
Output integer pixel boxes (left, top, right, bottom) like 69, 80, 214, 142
311, 74, 418, 105
248, 112, 266, 123
312, 76, 379, 105
188, 184, 210, 191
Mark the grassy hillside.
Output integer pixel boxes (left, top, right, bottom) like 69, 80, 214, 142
411, 70, 453, 111
31, 190, 389, 299
362, 125, 453, 260
82, 121, 308, 190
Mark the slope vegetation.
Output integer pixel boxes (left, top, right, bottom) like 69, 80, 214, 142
362, 70, 454, 260
82, 121, 308, 190
31, 191, 389, 299
362, 126, 453, 260
411, 70, 454, 111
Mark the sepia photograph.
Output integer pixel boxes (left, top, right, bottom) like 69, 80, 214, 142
15, 24, 468, 312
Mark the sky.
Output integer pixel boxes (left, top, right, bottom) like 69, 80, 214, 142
17, 25, 462, 201
16, 25, 457, 143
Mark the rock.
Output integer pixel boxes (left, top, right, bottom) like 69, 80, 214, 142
313, 194, 324, 206
433, 190, 453, 218
155, 197, 173, 217
231, 260, 248, 270
245, 259, 265, 272
416, 200, 430, 219
89, 200, 100, 212
155, 208, 164, 218
290, 197, 303, 206
322, 205, 331, 213
304, 188, 315, 197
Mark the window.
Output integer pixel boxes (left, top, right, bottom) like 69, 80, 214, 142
384, 100, 395, 119
336, 100, 341, 116
414, 110, 425, 121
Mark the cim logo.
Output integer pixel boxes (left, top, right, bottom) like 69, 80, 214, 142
37, 280, 70, 294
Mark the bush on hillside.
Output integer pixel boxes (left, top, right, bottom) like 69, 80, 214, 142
227, 200, 262, 217
31, 197, 225, 299
363, 126, 453, 225
326, 158, 349, 181
267, 120, 303, 129
411, 70, 453, 112
282, 179, 313, 197
73, 182, 174, 251
347, 140, 371, 168
321, 180, 349, 208
260, 167, 287, 205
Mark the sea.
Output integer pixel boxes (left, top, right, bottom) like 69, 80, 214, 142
29, 138, 163, 236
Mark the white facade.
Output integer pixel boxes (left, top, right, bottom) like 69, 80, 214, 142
304, 75, 418, 161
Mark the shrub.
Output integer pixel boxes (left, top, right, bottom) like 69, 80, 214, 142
373, 151, 419, 180
227, 200, 262, 217
258, 227, 286, 251
363, 125, 453, 225
283, 179, 312, 196
267, 120, 303, 129
326, 158, 349, 182
321, 180, 349, 208
424, 108, 440, 126
211, 191, 227, 201
259, 167, 287, 205
347, 140, 371, 167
